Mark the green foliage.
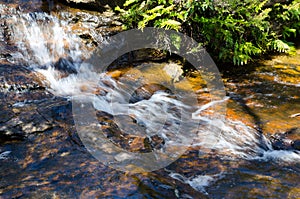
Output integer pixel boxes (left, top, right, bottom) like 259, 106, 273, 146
115, 0, 300, 65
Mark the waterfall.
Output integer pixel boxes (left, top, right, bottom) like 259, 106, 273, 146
4, 12, 85, 67
2, 8, 300, 165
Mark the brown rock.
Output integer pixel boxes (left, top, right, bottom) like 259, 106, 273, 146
107, 70, 122, 79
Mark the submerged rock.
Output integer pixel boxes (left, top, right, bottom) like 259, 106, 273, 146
95, 111, 166, 153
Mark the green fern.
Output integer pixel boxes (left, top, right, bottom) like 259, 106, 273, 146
116, 0, 300, 65
271, 40, 290, 53
158, 19, 181, 31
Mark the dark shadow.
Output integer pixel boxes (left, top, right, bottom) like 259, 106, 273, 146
56, 0, 126, 12
227, 92, 269, 150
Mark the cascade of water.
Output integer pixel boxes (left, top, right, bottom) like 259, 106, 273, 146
5, 12, 85, 67
3, 8, 299, 164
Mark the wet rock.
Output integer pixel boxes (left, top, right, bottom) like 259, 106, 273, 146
0, 104, 51, 137
292, 140, 300, 150
270, 128, 300, 151
129, 84, 170, 103
107, 49, 168, 70
96, 112, 166, 153
53, 57, 78, 76
37, 98, 74, 125
59, 8, 122, 47
0, 95, 74, 142
271, 138, 293, 150
0, 106, 14, 123
0, 64, 75, 140
0, 64, 45, 92
0, 64, 51, 139
149, 134, 165, 150
106, 70, 122, 79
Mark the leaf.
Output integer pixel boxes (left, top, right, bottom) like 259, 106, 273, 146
124, 0, 139, 7
160, 19, 181, 31
272, 40, 290, 53
146, 5, 164, 14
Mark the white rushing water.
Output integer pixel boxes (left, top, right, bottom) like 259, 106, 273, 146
169, 172, 224, 195
5, 12, 85, 67
2, 8, 300, 193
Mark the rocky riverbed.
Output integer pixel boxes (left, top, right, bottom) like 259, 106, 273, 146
0, 1, 299, 198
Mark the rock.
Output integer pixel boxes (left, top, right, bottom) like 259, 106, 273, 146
290, 113, 300, 118
107, 70, 122, 79
0, 64, 45, 92
67, 0, 96, 4
107, 49, 167, 70
53, 57, 78, 76
163, 62, 184, 82
285, 128, 300, 140
0, 106, 14, 123
62, 0, 126, 12
129, 84, 169, 103
0, 64, 74, 140
96, 112, 166, 153
58, 8, 122, 47
270, 128, 300, 151
292, 140, 300, 150
0, 95, 73, 140
271, 139, 293, 150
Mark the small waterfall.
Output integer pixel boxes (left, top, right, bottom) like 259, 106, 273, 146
4, 11, 86, 67
192, 99, 300, 162
2, 7, 300, 165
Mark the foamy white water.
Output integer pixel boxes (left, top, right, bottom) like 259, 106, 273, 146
169, 172, 225, 194
6, 12, 86, 67
0, 151, 11, 160
192, 100, 300, 162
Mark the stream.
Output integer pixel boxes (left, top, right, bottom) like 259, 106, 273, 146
0, 1, 299, 198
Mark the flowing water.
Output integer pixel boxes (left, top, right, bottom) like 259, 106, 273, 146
0, 2, 299, 198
